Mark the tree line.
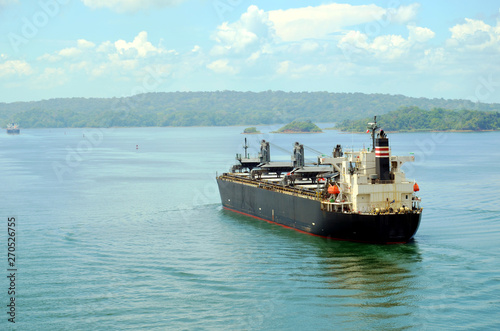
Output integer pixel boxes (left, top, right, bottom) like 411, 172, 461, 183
334, 106, 500, 132
1, 91, 498, 128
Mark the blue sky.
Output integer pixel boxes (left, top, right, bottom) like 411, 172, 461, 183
1, 0, 499, 103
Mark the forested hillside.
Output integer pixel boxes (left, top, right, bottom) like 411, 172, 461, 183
0, 91, 498, 128
334, 106, 500, 132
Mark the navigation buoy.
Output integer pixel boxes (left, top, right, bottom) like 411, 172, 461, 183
413, 182, 420, 192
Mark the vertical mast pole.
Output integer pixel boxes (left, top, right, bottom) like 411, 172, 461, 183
244, 138, 248, 159
367, 115, 379, 151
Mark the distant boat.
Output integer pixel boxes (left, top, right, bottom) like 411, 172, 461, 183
6, 123, 20, 135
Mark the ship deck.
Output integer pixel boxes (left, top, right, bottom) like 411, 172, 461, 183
218, 173, 321, 200
218, 172, 422, 217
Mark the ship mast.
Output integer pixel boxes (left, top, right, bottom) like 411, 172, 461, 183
367, 116, 379, 151
244, 138, 249, 159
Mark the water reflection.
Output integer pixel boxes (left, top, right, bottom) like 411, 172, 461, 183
224, 211, 425, 328
307, 238, 424, 328
315, 240, 421, 298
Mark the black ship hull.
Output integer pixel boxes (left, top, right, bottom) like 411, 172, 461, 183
7, 129, 20, 135
217, 177, 421, 244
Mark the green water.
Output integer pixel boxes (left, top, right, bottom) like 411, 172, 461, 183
1, 126, 499, 330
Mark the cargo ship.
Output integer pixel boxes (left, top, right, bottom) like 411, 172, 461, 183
217, 117, 422, 244
6, 123, 20, 135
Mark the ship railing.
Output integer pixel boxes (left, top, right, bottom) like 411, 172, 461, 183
220, 173, 318, 200
320, 200, 352, 213
371, 179, 394, 184
220, 173, 260, 187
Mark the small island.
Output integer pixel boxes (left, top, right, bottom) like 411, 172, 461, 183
273, 120, 323, 133
242, 127, 261, 134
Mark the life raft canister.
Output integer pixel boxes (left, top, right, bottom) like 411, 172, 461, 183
328, 184, 340, 195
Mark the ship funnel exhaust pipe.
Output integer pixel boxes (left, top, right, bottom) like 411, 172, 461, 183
375, 130, 390, 180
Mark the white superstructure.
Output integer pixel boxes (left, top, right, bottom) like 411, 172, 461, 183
320, 147, 420, 214
319, 117, 421, 215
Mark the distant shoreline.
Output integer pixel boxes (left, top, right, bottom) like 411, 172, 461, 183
7, 126, 499, 133
271, 130, 323, 134
335, 129, 499, 134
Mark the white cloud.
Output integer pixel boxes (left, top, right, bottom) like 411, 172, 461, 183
59, 47, 83, 58
33, 31, 179, 83
77, 39, 96, 49
212, 21, 259, 55
408, 25, 435, 43
387, 3, 420, 24
276, 61, 291, 75
207, 59, 239, 75
5, 3, 498, 103
246, 51, 261, 64
415, 48, 447, 71
209, 3, 429, 71
447, 18, 500, 51
37, 54, 60, 63
115, 31, 163, 57
38, 39, 97, 62
268, 4, 383, 41
97, 41, 115, 54
338, 24, 435, 61
372, 35, 408, 59
211, 5, 274, 56
207, 4, 435, 83
267, 3, 420, 42
450, 18, 490, 40
339, 30, 408, 60
81, 0, 184, 13
0, 60, 33, 77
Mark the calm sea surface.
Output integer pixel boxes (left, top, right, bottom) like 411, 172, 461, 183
1, 125, 499, 330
